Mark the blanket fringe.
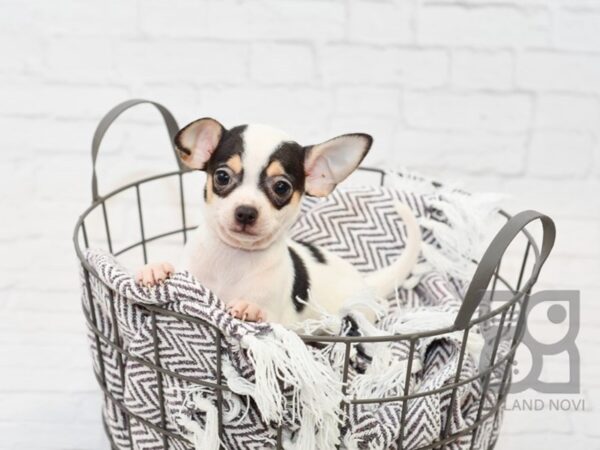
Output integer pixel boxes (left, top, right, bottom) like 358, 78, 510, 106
227, 324, 344, 449
350, 311, 484, 402
386, 169, 502, 281
177, 388, 222, 450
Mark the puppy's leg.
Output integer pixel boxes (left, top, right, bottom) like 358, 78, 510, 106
136, 262, 175, 287
227, 300, 266, 322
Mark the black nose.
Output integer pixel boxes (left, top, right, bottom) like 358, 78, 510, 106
234, 205, 258, 226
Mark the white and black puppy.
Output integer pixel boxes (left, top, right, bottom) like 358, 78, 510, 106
136, 119, 421, 327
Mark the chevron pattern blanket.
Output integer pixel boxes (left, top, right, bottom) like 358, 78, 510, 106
82, 176, 507, 450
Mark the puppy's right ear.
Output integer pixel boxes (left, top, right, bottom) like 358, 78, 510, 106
175, 118, 224, 170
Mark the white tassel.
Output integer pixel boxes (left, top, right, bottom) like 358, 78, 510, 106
349, 311, 483, 404
226, 324, 344, 449
177, 388, 222, 450
190, 398, 221, 450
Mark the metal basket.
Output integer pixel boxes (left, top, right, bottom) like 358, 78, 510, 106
73, 100, 556, 450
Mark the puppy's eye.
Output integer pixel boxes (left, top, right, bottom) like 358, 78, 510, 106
273, 180, 291, 196
214, 169, 232, 186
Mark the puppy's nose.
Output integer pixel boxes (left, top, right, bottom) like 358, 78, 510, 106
234, 205, 258, 226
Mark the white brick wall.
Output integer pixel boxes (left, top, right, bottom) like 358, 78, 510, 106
1, 0, 599, 448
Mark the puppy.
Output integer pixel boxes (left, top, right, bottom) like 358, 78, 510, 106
136, 119, 421, 327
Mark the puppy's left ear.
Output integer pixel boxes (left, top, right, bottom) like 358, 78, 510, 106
304, 133, 372, 197
175, 117, 225, 170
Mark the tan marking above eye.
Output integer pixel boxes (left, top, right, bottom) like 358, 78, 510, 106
205, 176, 213, 203
289, 191, 301, 205
226, 154, 243, 174
265, 160, 285, 177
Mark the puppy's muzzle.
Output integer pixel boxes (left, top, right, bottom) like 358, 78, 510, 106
234, 205, 258, 226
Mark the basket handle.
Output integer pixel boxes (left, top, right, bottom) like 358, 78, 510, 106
453, 210, 556, 330
91, 99, 183, 202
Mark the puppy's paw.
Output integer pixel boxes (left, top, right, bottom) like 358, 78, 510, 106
135, 262, 175, 287
227, 300, 266, 323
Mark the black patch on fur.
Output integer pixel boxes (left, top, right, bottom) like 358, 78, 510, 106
205, 125, 247, 198
344, 316, 373, 370
259, 142, 306, 209
296, 240, 326, 264
288, 246, 309, 312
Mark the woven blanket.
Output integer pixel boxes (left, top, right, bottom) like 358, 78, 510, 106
81, 174, 509, 450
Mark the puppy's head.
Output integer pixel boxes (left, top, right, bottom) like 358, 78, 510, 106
175, 118, 372, 250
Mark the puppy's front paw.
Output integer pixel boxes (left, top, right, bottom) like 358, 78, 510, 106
135, 262, 175, 287
227, 300, 266, 323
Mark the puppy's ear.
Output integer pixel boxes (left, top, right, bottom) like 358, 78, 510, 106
175, 118, 225, 170
304, 133, 372, 197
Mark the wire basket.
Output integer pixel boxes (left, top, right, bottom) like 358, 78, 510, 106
73, 100, 556, 450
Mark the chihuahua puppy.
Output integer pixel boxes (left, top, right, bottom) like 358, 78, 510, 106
136, 119, 421, 327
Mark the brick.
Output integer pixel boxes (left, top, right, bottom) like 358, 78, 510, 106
328, 116, 398, 167
535, 255, 600, 289
403, 92, 533, 132
548, 218, 600, 257
0, 392, 101, 424
139, 0, 250, 39
321, 45, 448, 87
5, 289, 82, 313
250, 43, 316, 84
572, 410, 600, 438
502, 178, 600, 220
535, 94, 600, 132
31, 118, 102, 153
0, 36, 42, 73
200, 87, 334, 138
517, 52, 600, 93
347, 1, 412, 44
0, 83, 129, 118
528, 131, 594, 178
37, 0, 137, 37
451, 50, 514, 90
130, 84, 200, 118
3, 309, 86, 335
0, 117, 46, 159
582, 363, 600, 390
0, 162, 34, 201
502, 401, 573, 434
0, 422, 107, 450
497, 432, 600, 450
418, 5, 552, 47
334, 87, 401, 116
45, 37, 115, 83
393, 129, 527, 175
140, 0, 345, 40
0, 1, 38, 35
0, 365, 97, 392
0, 341, 91, 369
0, 327, 84, 347
556, 10, 600, 52
560, 0, 600, 7
233, 0, 346, 40
115, 41, 248, 84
